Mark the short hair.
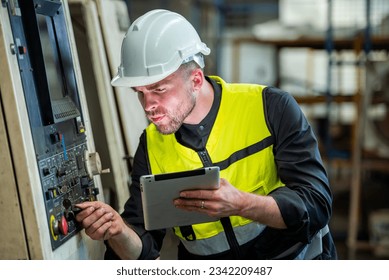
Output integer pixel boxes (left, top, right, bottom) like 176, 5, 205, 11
179, 60, 202, 80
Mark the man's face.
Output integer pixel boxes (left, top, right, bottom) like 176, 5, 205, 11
133, 70, 196, 135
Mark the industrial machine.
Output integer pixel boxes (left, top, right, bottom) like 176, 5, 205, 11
67, 0, 146, 212
0, 0, 106, 259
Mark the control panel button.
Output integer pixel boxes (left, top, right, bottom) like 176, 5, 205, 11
50, 132, 61, 144
58, 216, 68, 236
42, 167, 50, 176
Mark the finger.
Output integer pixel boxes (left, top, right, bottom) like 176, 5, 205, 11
84, 210, 113, 235
175, 198, 210, 210
89, 211, 114, 231
75, 206, 95, 222
179, 189, 214, 199
87, 220, 113, 241
74, 201, 101, 221
75, 201, 102, 209
77, 205, 110, 226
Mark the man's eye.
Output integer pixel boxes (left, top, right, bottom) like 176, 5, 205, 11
154, 88, 166, 93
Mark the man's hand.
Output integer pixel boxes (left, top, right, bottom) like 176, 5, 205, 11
173, 178, 244, 218
75, 201, 123, 241
174, 178, 286, 229
75, 201, 143, 259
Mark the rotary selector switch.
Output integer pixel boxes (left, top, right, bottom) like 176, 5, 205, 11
84, 150, 110, 178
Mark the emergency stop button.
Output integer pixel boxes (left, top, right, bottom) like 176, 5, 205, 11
58, 215, 68, 236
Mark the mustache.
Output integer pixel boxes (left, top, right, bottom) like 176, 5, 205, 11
146, 108, 166, 117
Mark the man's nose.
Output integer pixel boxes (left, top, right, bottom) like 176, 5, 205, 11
142, 92, 158, 112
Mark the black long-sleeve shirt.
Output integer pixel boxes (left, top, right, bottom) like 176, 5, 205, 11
105, 77, 337, 260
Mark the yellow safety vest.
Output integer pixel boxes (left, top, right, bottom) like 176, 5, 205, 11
145, 76, 285, 255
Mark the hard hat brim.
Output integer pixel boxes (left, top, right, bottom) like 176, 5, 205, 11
111, 71, 173, 88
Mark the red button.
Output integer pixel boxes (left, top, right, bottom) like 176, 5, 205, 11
58, 215, 68, 236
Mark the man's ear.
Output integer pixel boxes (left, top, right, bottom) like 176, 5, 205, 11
191, 68, 204, 92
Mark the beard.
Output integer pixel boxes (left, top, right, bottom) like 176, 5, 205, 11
148, 89, 196, 135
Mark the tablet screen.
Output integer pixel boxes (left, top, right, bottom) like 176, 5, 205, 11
140, 166, 220, 230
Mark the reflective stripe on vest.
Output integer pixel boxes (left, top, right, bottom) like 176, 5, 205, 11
301, 224, 329, 259
274, 225, 330, 260
179, 222, 267, 256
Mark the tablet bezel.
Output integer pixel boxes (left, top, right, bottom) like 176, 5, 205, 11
140, 166, 220, 230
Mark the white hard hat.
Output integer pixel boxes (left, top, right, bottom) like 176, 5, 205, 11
111, 9, 211, 87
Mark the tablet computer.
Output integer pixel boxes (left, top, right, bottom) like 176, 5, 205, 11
140, 166, 220, 230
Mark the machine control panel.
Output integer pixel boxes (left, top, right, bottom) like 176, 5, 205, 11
39, 142, 100, 248
4, 0, 108, 250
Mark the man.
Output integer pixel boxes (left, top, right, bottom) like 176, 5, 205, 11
76, 9, 337, 260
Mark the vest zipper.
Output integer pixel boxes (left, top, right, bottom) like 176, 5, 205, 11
198, 149, 241, 259
198, 150, 212, 167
